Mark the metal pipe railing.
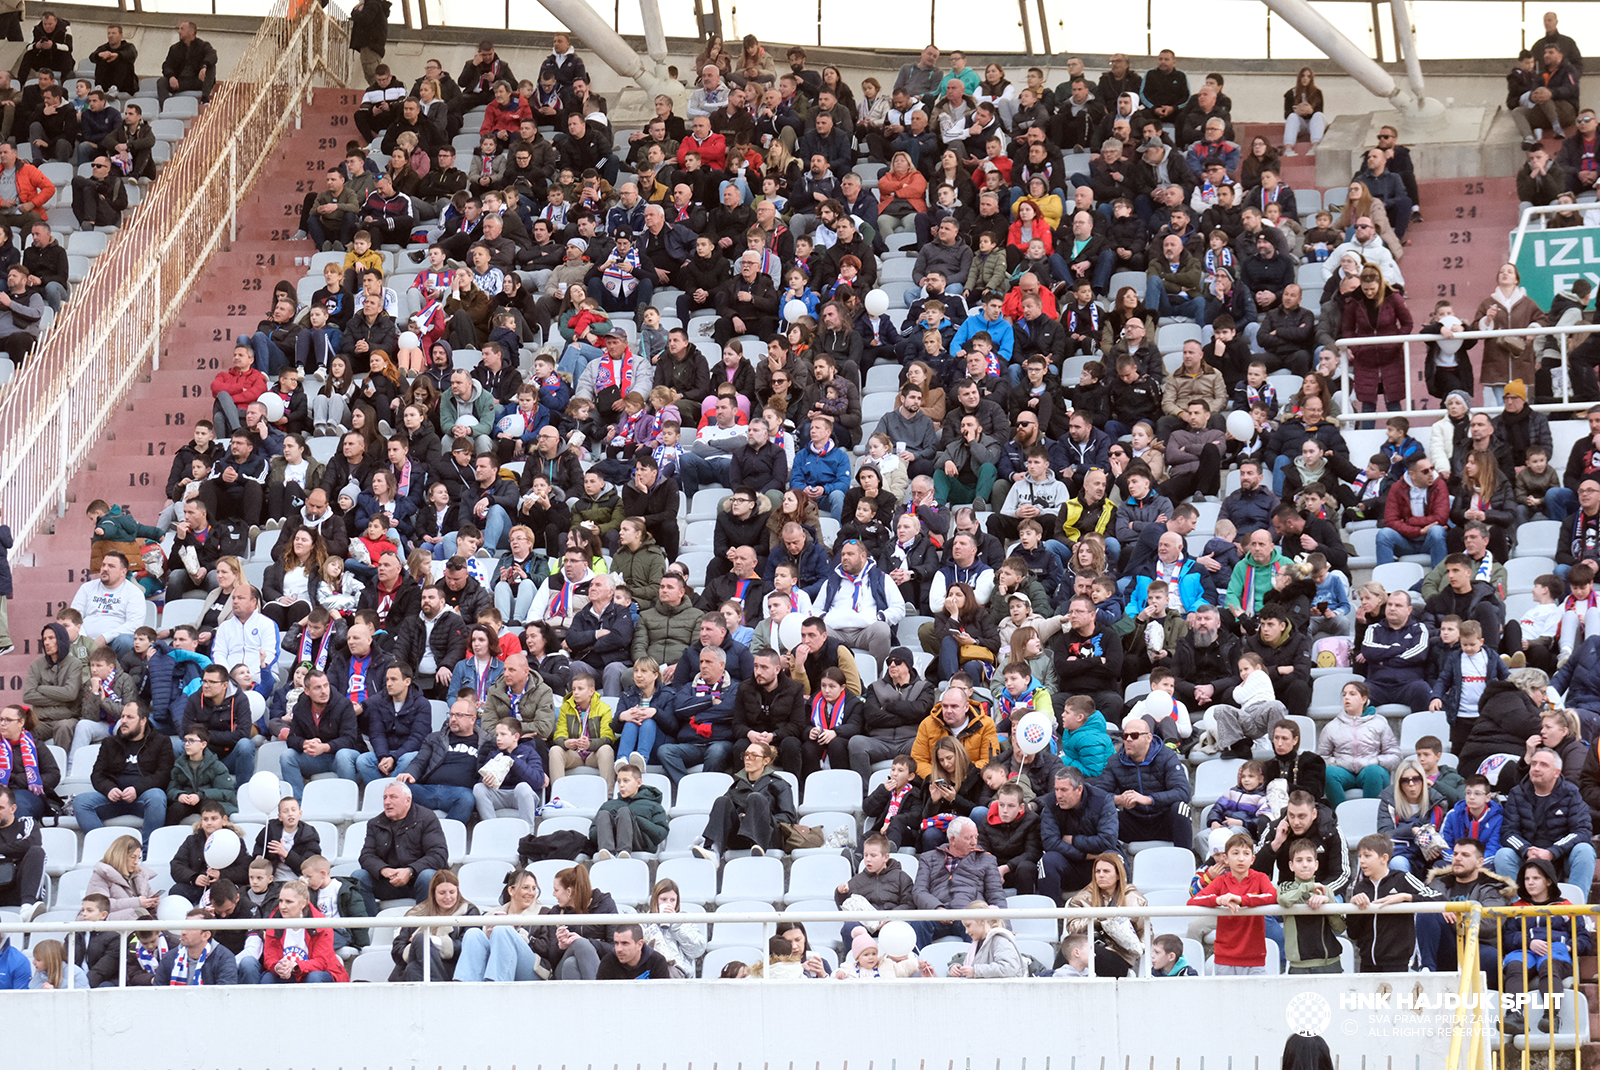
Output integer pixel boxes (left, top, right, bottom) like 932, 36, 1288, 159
1333, 321, 1600, 419
0, 0, 350, 562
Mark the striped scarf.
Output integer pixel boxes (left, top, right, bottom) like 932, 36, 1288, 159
594, 356, 635, 397
810, 690, 847, 731
297, 628, 333, 671
167, 940, 212, 985
0, 732, 43, 795
878, 782, 912, 832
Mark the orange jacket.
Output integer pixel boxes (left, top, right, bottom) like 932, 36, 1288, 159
4, 161, 54, 220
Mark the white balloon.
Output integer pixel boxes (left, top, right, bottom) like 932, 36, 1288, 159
783, 299, 808, 323
248, 772, 281, 813
777, 614, 804, 652
1225, 409, 1255, 443
259, 393, 285, 423
864, 289, 889, 318
156, 895, 192, 922
203, 828, 242, 869
494, 412, 527, 440
878, 920, 917, 958
1014, 710, 1054, 756
398, 331, 420, 350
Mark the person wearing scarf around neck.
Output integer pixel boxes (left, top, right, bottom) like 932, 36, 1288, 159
1474, 262, 1548, 390
154, 908, 239, 985
0, 701, 60, 821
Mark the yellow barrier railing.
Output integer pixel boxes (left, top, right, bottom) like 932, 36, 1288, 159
0, 0, 349, 558
1448, 902, 1596, 1070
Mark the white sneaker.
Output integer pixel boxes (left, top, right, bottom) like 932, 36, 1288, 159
593, 848, 614, 861
617, 850, 631, 859
18, 902, 40, 922
750, 844, 766, 857
691, 839, 718, 863
1282, 146, 1297, 156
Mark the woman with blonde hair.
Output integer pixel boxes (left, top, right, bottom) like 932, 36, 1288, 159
85, 834, 158, 920
1334, 181, 1402, 257
392, 869, 480, 981
876, 151, 927, 235
1065, 853, 1147, 977
29, 939, 88, 990
1377, 757, 1442, 875
950, 900, 1026, 977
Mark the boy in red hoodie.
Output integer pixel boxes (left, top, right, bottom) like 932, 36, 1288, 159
1188, 832, 1279, 973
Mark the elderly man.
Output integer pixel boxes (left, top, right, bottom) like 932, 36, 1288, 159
1038, 767, 1121, 902
687, 64, 728, 119
354, 779, 448, 914
712, 251, 778, 346
813, 539, 904, 664
1494, 746, 1596, 893
1359, 590, 1433, 709
1224, 528, 1293, 620
566, 574, 634, 695
1378, 455, 1450, 567
910, 815, 1004, 944
658, 645, 740, 783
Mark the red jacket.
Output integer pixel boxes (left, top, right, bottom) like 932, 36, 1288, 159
1189, 868, 1278, 966
1006, 218, 1054, 255
1001, 287, 1057, 322
1381, 475, 1451, 540
261, 904, 350, 981
677, 131, 727, 172
211, 366, 268, 407
480, 97, 532, 136
3, 161, 54, 220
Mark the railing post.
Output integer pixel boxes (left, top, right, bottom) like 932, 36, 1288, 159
421, 926, 431, 982
151, 265, 161, 371
1562, 331, 1571, 405
117, 934, 127, 988
65, 928, 76, 989
228, 142, 238, 244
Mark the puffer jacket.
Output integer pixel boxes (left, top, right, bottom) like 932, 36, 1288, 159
835, 857, 917, 909
593, 784, 669, 851
964, 926, 1027, 977
911, 843, 1005, 909
1253, 802, 1352, 896
1502, 775, 1592, 863
1458, 680, 1543, 775
1102, 743, 1192, 822
1316, 706, 1400, 774
630, 596, 701, 666
1552, 634, 1600, 712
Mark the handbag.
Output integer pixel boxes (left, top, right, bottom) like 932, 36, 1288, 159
958, 644, 996, 664
775, 822, 824, 851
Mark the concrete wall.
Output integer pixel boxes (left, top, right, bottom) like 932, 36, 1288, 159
11, 972, 1470, 1067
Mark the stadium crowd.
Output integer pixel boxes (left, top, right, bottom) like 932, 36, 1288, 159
3, 14, 1600, 990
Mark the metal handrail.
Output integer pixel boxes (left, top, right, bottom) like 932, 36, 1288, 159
1333, 321, 1600, 419
12, 898, 1463, 986
0, 0, 350, 560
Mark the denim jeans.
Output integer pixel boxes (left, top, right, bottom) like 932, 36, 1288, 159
1144, 276, 1205, 324
353, 750, 416, 785
656, 740, 736, 783
678, 454, 731, 498
455, 926, 540, 982
1375, 525, 1447, 567
221, 739, 258, 781
1545, 487, 1578, 521
70, 787, 167, 848
408, 783, 475, 823
939, 634, 993, 683
279, 748, 361, 799
616, 719, 659, 762
442, 504, 510, 553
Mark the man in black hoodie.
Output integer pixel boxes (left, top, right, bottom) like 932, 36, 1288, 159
198, 430, 268, 527
621, 456, 680, 559
73, 702, 173, 849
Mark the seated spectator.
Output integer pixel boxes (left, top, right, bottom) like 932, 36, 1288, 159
691, 739, 796, 863
158, 21, 217, 104
453, 867, 546, 983
1318, 680, 1401, 805
84, 833, 157, 920
0, 784, 47, 915
1358, 590, 1433, 711
154, 907, 240, 985
242, 879, 349, 984
169, 802, 250, 903
389, 870, 480, 982
70, 701, 171, 847
529, 864, 618, 980
1065, 853, 1148, 978
910, 815, 1003, 945
354, 780, 448, 915
1104, 714, 1192, 848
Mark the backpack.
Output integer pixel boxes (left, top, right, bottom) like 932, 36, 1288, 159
1313, 637, 1351, 668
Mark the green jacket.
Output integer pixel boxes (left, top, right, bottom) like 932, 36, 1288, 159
439, 380, 496, 439
93, 506, 161, 545
630, 596, 702, 666
570, 485, 624, 535
611, 539, 667, 606
1225, 550, 1294, 616
965, 249, 1009, 296
330, 875, 371, 947
594, 784, 669, 850
166, 750, 238, 814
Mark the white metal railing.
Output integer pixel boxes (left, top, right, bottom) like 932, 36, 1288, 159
0, 0, 350, 559
1333, 321, 1600, 420
1507, 202, 1593, 261
5, 900, 1459, 986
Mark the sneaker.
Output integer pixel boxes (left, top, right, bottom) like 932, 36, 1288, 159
18, 902, 40, 922
593, 848, 613, 861
1282, 146, 1297, 156
691, 840, 717, 863
0, 645, 14, 658
617, 850, 631, 859
292, 229, 307, 241
627, 752, 646, 772
1508, 652, 1527, 669
750, 844, 766, 857
248, 525, 262, 543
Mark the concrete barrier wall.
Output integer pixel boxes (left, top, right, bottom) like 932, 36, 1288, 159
13, 973, 1472, 1068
